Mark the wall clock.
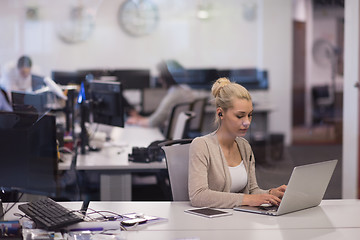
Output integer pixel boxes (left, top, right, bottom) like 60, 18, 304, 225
118, 0, 159, 37
57, 5, 96, 44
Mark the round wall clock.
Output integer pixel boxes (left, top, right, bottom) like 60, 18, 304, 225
57, 6, 96, 44
118, 0, 159, 37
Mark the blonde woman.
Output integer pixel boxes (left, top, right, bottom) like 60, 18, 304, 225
188, 78, 286, 208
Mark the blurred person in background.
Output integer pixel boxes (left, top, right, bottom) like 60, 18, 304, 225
126, 60, 194, 127
0, 55, 67, 104
0, 55, 40, 96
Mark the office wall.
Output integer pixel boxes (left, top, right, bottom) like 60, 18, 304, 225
0, 0, 293, 144
0, 0, 261, 73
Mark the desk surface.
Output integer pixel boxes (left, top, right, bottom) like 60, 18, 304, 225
59, 125, 166, 171
86, 200, 360, 231
4, 200, 360, 240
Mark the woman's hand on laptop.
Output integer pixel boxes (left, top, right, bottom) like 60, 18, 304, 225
269, 185, 287, 199
242, 194, 281, 207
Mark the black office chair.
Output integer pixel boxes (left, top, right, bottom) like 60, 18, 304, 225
312, 85, 334, 125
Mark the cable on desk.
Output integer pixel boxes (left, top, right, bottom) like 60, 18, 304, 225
85, 208, 124, 222
0, 192, 24, 220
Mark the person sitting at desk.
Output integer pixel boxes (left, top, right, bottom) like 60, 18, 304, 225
126, 61, 194, 127
0, 55, 67, 102
188, 78, 286, 208
0, 55, 41, 95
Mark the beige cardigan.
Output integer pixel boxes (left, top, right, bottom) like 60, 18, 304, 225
188, 132, 268, 208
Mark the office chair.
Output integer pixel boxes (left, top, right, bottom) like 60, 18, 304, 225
132, 111, 195, 195
172, 111, 196, 140
165, 102, 193, 140
187, 97, 207, 138
312, 85, 334, 125
160, 139, 193, 201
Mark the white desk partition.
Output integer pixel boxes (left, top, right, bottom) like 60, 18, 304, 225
5, 200, 360, 240
59, 125, 166, 201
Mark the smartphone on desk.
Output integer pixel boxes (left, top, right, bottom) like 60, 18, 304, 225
121, 218, 147, 226
185, 207, 232, 218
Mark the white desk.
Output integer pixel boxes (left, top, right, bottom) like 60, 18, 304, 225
59, 125, 166, 201
4, 200, 360, 240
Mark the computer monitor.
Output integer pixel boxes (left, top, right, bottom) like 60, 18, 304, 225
112, 69, 150, 89
78, 69, 113, 79
170, 69, 219, 90
0, 111, 58, 196
89, 80, 124, 127
31, 75, 46, 91
51, 71, 88, 85
11, 91, 49, 114
218, 69, 269, 90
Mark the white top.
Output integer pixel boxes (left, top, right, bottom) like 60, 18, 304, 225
229, 161, 248, 193
0, 62, 32, 94
0, 61, 42, 99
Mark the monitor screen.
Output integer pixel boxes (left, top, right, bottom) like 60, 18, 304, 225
0, 111, 58, 196
170, 69, 219, 90
112, 70, 150, 89
89, 80, 124, 127
11, 91, 49, 115
218, 69, 269, 90
51, 71, 87, 85
31, 75, 45, 92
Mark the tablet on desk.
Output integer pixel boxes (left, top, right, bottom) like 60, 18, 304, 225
185, 208, 232, 218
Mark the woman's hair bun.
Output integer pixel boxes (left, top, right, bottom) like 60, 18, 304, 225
211, 77, 231, 98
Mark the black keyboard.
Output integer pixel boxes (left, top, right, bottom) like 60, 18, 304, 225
18, 198, 83, 230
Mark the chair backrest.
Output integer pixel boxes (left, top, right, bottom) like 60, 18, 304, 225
172, 111, 196, 140
165, 102, 192, 139
160, 139, 193, 201
312, 85, 334, 106
189, 98, 207, 132
141, 88, 168, 114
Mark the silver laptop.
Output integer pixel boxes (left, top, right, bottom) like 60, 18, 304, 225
234, 159, 338, 216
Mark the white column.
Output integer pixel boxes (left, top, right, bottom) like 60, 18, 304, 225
342, 0, 359, 199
